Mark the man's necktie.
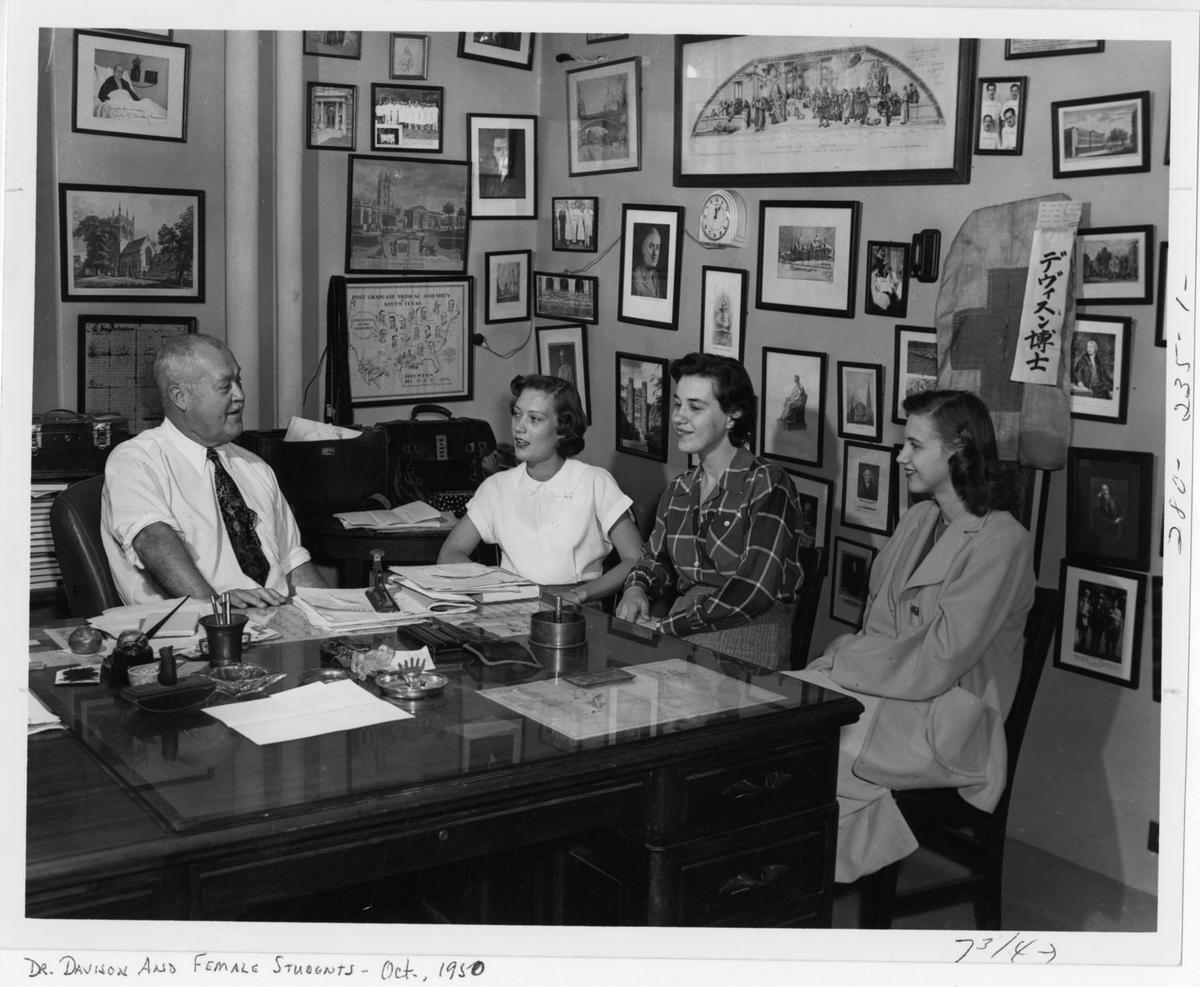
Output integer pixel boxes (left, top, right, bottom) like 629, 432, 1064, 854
207, 447, 270, 586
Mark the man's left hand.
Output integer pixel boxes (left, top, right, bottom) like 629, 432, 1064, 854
227, 586, 288, 608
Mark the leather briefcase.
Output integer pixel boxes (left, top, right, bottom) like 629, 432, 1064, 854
32, 410, 129, 479
381, 405, 497, 517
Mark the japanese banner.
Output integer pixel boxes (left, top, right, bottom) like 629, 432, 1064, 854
1011, 202, 1081, 384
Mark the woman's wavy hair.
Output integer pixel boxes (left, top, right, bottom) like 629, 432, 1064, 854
669, 352, 756, 448
510, 374, 587, 457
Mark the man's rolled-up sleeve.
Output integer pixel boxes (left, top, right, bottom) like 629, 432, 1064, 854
103, 451, 185, 568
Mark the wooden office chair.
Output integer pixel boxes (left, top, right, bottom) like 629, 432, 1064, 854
49, 474, 122, 617
788, 546, 827, 670
858, 586, 1059, 929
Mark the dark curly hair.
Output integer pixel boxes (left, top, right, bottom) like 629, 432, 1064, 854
510, 374, 586, 457
669, 352, 756, 447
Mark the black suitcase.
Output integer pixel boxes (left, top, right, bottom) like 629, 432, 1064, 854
31, 410, 129, 479
381, 405, 497, 517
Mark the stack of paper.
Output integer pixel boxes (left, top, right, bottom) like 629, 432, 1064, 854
333, 501, 448, 530
291, 585, 474, 633
282, 415, 364, 442
389, 563, 540, 604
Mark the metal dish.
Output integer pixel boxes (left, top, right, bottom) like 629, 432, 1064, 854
375, 669, 449, 701
128, 682, 217, 715
300, 667, 350, 685
204, 663, 286, 696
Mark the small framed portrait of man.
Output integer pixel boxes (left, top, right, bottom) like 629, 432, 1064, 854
1069, 314, 1131, 423
1066, 446, 1153, 571
617, 204, 684, 329
468, 114, 538, 220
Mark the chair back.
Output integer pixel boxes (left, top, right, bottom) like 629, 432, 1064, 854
1004, 586, 1059, 780
49, 474, 122, 617
788, 546, 827, 669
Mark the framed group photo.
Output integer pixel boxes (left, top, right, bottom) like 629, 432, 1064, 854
699, 266, 747, 362
837, 362, 884, 442
975, 76, 1027, 154
551, 196, 598, 252
615, 352, 668, 462
1066, 447, 1154, 572
1075, 225, 1154, 304
863, 240, 910, 317
1054, 560, 1145, 690
566, 56, 642, 177
307, 83, 356, 150
841, 440, 896, 536
757, 200, 860, 318
469, 114, 538, 220
1069, 314, 1132, 423
618, 204, 685, 329
1051, 91, 1151, 179
536, 324, 591, 421
892, 325, 939, 424
831, 537, 877, 628
372, 84, 443, 153
788, 471, 834, 551
302, 31, 361, 59
72, 30, 190, 142
458, 33, 535, 70
389, 33, 430, 80
534, 272, 598, 325
760, 347, 826, 469
484, 250, 531, 324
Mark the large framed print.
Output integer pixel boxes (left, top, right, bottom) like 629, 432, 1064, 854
757, 200, 860, 317
892, 325, 938, 424
615, 352, 668, 462
458, 33, 535, 70
59, 183, 204, 302
618, 205, 685, 330
1054, 560, 1145, 690
837, 362, 884, 442
699, 266, 747, 362
831, 537, 877, 628
303, 31, 361, 59
1075, 225, 1154, 304
484, 250, 531, 324
551, 196, 598, 252
1069, 314, 1132, 424
841, 440, 895, 536
372, 84, 443, 154
761, 347, 826, 469
345, 155, 469, 274
566, 57, 642, 177
534, 272, 598, 325
468, 114, 538, 220
1066, 447, 1154, 572
73, 30, 189, 142
536, 324, 591, 421
307, 83, 356, 151
788, 471, 834, 551
863, 240, 910, 317
1005, 40, 1105, 59
975, 77, 1027, 155
1051, 91, 1151, 179
389, 34, 430, 80
674, 36, 976, 187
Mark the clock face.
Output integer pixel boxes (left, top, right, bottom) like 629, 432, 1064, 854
700, 193, 731, 240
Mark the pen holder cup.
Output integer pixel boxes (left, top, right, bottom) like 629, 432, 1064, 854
199, 613, 249, 666
529, 609, 586, 649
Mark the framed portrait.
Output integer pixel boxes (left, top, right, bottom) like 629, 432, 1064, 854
760, 347, 826, 469
534, 272, 598, 325
468, 114, 538, 220
1075, 225, 1153, 304
371, 84, 443, 154
1051, 91, 1151, 179
1054, 560, 1145, 690
344, 155, 469, 274
993, 460, 1051, 576
892, 325, 938, 424
788, 471, 834, 551
674, 36, 976, 187
536, 324, 591, 421
1155, 241, 1169, 347
306, 83, 356, 151
458, 33, 535, 70
841, 440, 896, 536
837, 362, 884, 442
1069, 314, 1132, 424
1066, 447, 1154, 572
863, 240, 910, 318
699, 266, 747, 362
566, 56, 642, 177
1005, 40, 1105, 59
389, 34, 430, 80
615, 352, 668, 462
831, 537, 877, 628
339, 276, 473, 407
59, 183, 204, 302
551, 196, 598, 252
757, 200, 860, 318
484, 250, 531, 324
975, 76, 1027, 155
302, 31, 361, 59
72, 30, 189, 142
618, 204, 685, 330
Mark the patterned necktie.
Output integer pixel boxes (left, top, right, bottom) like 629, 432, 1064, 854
207, 447, 270, 585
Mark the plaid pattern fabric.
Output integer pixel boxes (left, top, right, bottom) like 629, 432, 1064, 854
208, 447, 270, 585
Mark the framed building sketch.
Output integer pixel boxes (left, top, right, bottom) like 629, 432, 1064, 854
307, 83, 356, 150
757, 200, 860, 317
484, 250, 531, 324
788, 470, 834, 550
468, 114, 538, 220
831, 536, 877, 627
566, 56, 642, 176
1054, 560, 1145, 690
760, 347, 827, 469
615, 352, 668, 462
302, 31, 361, 59
699, 266, 747, 362
841, 440, 895, 536
1069, 314, 1132, 424
975, 76, 1027, 155
892, 325, 938, 424
551, 196, 598, 252
389, 33, 430, 80
1051, 91, 1151, 179
837, 362, 884, 442
72, 30, 189, 142
458, 33, 535, 70
1075, 225, 1154, 304
1066, 446, 1154, 572
371, 84, 443, 154
618, 204, 685, 330
534, 272, 598, 324
536, 323, 591, 421
863, 240, 910, 317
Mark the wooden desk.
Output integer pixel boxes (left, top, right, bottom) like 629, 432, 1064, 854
299, 516, 455, 585
27, 610, 860, 926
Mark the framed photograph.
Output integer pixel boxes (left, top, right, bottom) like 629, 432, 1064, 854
863, 240, 910, 317
993, 460, 1051, 576
1075, 225, 1153, 304
468, 114, 538, 220
72, 30, 189, 142
615, 352, 668, 462
551, 196, 598, 252
371, 84, 442, 154
1054, 560, 1145, 690
674, 36, 976, 187
457, 33, 535, 70
761, 347, 826, 468
100, 29, 173, 41
1069, 314, 1132, 423
831, 537, 877, 628
892, 325, 938, 424
389, 33, 430, 80
1005, 40, 1104, 59
303, 31, 361, 59
976, 76, 1027, 155
340, 276, 473, 407
757, 200, 860, 317
837, 362, 884, 442
534, 272, 598, 325
699, 266, 747, 362
587, 34, 628, 44
566, 56, 642, 177
788, 471, 834, 551
306, 83, 356, 151
344, 155, 469, 274
536, 324, 591, 421
1155, 241, 1169, 347
841, 441, 896, 536
1051, 91, 1151, 179
618, 204, 685, 330
1066, 447, 1154, 572
59, 183, 204, 302
484, 250, 531, 324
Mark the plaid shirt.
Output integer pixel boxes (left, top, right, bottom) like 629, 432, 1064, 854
626, 446, 808, 637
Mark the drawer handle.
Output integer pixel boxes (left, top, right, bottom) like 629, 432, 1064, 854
722, 770, 791, 801
717, 864, 792, 897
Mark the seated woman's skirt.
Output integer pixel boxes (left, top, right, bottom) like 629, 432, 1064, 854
669, 587, 795, 670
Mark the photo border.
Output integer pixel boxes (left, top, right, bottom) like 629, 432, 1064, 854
1054, 559, 1146, 690
484, 249, 531, 325
536, 323, 591, 422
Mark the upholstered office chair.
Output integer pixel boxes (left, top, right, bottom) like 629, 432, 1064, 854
788, 546, 827, 670
858, 586, 1060, 929
49, 474, 122, 617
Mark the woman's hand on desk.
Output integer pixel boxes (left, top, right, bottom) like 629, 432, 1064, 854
615, 586, 650, 624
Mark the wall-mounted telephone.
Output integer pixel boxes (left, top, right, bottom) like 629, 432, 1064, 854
910, 229, 941, 283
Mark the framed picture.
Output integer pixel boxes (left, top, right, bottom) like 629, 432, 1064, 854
699, 266, 747, 362
1155, 241, 1169, 347
551, 196, 598, 252
344, 155, 469, 274
892, 325, 938, 424
761, 347, 826, 468
72, 30, 189, 142
340, 276, 473, 407
841, 441, 896, 536
993, 460, 1051, 576
1051, 91, 1151, 179
1005, 40, 1105, 59
389, 33, 430, 80
77, 315, 196, 433
756, 200, 860, 318
306, 83, 356, 151
303, 31, 361, 59
1066, 447, 1154, 572
863, 240, 910, 317
615, 352, 668, 462
1151, 574, 1162, 702
534, 272, 598, 324
59, 183, 204, 302
468, 114, 538, 220
566, 56, 642, 177
100, 29, 173, 41
837, 362, 884, 442
587, 34, 628, 44
1054, 560, 1145, 690
1075, 225, 1154, 304
618, 204, 685, 330
1069, 314, 1132, 423
536, 324, 591, 421
457, 33, 535, 70
371, 84, 442, 154
674, 36, 976, 187
976, 76, 1027, 155
788, 471, 834, 551
831, 537, 877, 628
484, 250, 531, 324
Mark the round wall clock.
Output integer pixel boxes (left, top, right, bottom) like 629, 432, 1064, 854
698, 188, 747, 247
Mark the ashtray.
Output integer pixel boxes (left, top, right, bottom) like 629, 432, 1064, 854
203, 663, 286, 696
375, 669, 449, 701
120, 676, 217, 715
300, 667, 351, 685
